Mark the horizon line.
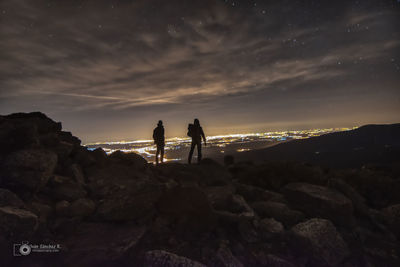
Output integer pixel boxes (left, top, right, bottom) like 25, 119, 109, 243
83, 126, 359, 146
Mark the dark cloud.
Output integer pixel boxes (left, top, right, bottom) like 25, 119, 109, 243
0, 0, 399, 141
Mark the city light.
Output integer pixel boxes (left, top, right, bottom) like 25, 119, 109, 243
85, 127, 356, 163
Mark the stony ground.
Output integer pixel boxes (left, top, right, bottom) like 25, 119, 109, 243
0, 112, 399, 267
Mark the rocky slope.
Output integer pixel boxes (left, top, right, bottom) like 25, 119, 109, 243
0, 112, 399, 266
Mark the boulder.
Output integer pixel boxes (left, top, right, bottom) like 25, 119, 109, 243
30, 202, 53, 223
251, 201, 305, 227
204, 185, 235, 211
109, 150, 147, 170
283, 183, 354, 226
58, 131, 81, 146
234, 182, 286, 203
229, 194, 255, 218
328, 178, 369, 216
55, 200, 70, 217
258, 218, 284, 238
255, 254, 297, 267
69, 198, 95, 218
0, 206, 38, 239
1, 149, 57, 190
213, 246, 244, 267
48, 175, 87, 201
0, 188, 25, 208
5, 112, 61, 134
291, 218, 350, 266
143, 250, 206, 267
0, 118, 39, 154
62, 222, 146, 266
382, 204, 400, 238
157, 186, 217, 232
238, 219, 259, 243
68, 163, 86, 184
96, 182, 163, 222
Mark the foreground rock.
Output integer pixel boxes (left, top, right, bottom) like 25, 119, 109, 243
143, 250, 206, 267
251, 201, 305, 227
0, 206, 38, 238
0, 188, 25, 208
283, 183, 355, 226
0, 112, 399, 267
382, 204, 400, 238
291, 218, 350, 266
1, 149, 57, 190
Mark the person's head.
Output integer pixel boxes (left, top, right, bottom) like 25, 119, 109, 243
157, 120, 163, 126
194, 118, 200, 126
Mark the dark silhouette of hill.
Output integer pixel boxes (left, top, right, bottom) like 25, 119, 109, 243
237, 124, 400, 168
1, 112, 399, 266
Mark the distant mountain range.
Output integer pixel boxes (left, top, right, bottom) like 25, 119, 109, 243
237, 123, 400, 168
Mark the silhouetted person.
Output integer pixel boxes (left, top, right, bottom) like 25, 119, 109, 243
153, 120, 165, 165
187, 118, 206, 164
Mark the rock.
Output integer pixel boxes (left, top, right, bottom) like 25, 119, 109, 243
109, 150, 147, 170
0, 117, 40, 154
53, 140, 75, 161
229, 194, 255, 218
30, 202, 53, 222
256, 254, 297, 267
69, 198, 95, 217
55, 200, 70, 217
251, 201, 305, 227
143, 250, 206, 267
73, 147, 97, 167
1, 149, 57, 190
48, 175, 87, 201
5, 112, 61, 134
96, 181, 163, 222
214, 246, 244, 267
157, 186, 217, 232
0, 206, 38, 239
382, 204, 400, 238
259, 218, 284, 238
234, 182, 286, 203
238, 219, 259, 243
265, 254, 297, 267
328, 178, 369, 216
62, 222, 146, 266
283, 183, 355, 226
291, 218, 350, 266
204, 185, 235, 211
68, 163, 86, 184
196, 160, 232, 186
0, 188, 25, 208
58, 131, 81, 146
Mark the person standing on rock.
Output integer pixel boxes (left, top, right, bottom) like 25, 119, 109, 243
187, 118, 206, 164
153, 120, 165, 165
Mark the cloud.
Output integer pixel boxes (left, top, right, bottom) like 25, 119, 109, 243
0, 0, 399, 140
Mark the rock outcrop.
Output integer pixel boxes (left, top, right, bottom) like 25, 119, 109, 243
0, 112, 399, 267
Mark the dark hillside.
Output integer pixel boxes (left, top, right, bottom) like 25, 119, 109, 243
238, 124, 400, 168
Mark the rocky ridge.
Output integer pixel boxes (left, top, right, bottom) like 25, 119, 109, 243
0, 112, 399, 266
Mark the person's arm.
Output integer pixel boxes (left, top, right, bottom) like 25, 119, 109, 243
201, 128, 206, 146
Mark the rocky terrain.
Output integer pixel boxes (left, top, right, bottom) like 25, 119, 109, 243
0, 112, 399, 267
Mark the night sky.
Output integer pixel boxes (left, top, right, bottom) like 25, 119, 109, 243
1, 0, 399, 142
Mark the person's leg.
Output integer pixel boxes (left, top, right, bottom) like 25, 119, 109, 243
197, 142, 202, 163
156, 146, 160, 165
188, 142, 195, 164
160, 146, 164, 163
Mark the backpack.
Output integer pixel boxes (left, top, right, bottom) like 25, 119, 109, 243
187, 124, 194, 137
